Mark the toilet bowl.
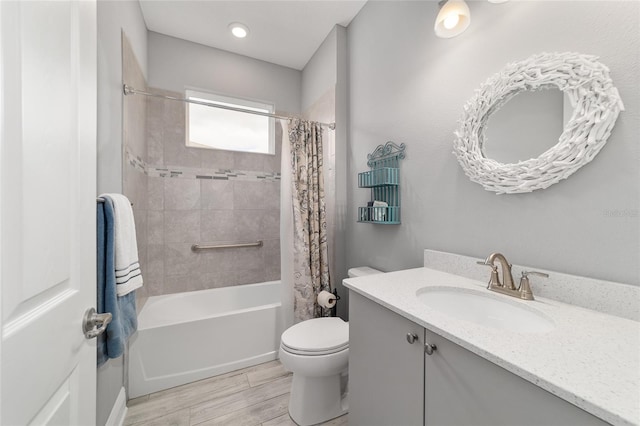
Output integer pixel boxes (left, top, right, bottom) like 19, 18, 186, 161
279, 267, 383, 426
279, 318, 349, 425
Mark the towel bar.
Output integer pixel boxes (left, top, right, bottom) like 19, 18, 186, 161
97, 197, 133, 206
191, 241, 263, 251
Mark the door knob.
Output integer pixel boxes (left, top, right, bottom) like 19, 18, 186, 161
82, 307, 112, 339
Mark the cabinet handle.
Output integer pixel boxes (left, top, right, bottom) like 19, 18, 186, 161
406, 333, 418, 344
425, 343, 437, 355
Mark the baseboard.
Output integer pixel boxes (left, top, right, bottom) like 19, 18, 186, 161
105, 387, 128, 426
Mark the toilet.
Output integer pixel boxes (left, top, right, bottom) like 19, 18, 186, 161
279, 267, 383, 425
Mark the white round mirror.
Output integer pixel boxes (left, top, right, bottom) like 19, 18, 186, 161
453, 52, 625, 194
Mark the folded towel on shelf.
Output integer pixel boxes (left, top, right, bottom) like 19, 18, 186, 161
372, 200, 388, 222
97, 197, 138, 366
101, 193, 143, 296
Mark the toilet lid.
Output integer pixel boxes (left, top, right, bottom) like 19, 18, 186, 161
281, 317, 348, 354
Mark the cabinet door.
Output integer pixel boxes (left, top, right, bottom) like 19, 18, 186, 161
349, 292, 424, 426
424, 330, 608, 426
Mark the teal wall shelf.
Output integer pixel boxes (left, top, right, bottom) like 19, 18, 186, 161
358, 167, 399, 187
357, 141, 406, 225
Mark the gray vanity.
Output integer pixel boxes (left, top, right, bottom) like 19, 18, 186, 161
344, 252, 640, 426
349, 292, 606, 425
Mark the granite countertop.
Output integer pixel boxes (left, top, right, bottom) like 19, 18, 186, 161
343, 267, 640, 426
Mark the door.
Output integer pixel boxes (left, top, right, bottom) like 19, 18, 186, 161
1, 1, 97, 425
349, 292, 424, 426
424, 329, 607, 425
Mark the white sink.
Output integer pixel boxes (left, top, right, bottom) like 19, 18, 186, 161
416, 287, 555, 333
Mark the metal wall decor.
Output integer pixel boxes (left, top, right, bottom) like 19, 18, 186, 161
367, 141, 407, 167
358, 141, 406, 224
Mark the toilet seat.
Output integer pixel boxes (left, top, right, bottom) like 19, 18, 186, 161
281, 317, 348, 356
281, 342, 348, 356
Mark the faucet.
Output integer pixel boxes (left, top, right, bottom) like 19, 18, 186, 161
481, 253, 516, 290
477, 253, 549, 300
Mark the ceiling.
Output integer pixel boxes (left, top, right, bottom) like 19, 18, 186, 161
139, 0, 368, 70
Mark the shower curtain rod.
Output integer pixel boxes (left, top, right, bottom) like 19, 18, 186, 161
123, 85, 336, 130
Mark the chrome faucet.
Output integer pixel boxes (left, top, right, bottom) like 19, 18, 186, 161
477, 253, 549, 300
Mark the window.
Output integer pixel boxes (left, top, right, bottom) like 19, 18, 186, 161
186, 89, 275, 154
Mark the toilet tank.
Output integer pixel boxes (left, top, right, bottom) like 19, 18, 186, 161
348, 267, 383, 278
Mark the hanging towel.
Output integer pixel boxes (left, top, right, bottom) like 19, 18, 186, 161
101, 193, 143, 296
97, 197, 138, 366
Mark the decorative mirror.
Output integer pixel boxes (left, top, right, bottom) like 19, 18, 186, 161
453, 52, 625, 194
483, 89, 565, 164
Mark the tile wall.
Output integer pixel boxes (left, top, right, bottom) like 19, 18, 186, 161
142, 89, 282, 297
121, 34, 149, 300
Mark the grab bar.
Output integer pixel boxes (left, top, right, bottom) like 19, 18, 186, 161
191, 240, 263, 251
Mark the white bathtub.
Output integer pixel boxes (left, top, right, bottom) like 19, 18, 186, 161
128, 281, 282, 398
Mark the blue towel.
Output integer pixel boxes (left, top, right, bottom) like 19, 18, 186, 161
97, 197, 137, 366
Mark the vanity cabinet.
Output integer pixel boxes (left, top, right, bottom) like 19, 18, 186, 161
349, 293, 608, 426
424, 329, 607, 426
349, 292, 424, 425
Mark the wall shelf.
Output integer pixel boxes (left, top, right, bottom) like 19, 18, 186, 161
358, 167, 399, 187
357, 141, 406, 225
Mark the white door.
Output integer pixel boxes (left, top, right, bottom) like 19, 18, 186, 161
1, 1, 97, 425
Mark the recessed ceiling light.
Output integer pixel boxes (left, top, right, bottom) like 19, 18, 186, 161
229, 22, 249, 39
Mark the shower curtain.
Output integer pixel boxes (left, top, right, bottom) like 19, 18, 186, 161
280, 119, 331, 327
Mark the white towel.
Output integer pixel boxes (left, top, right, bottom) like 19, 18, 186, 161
101, 194, 143, 296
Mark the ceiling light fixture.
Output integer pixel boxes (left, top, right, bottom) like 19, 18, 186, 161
229, 22, 249, 39
434, 0, 471, 39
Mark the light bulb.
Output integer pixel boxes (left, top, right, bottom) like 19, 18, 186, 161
434, 0, 471, 38
443, 13, 460, 30
229, 23, 249, 39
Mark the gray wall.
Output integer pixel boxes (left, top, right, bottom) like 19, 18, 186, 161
334, 26, 349, 318
300, 26, 350, 318
148, 31, 301, 115
97, 0, 147, 194
122, 33, 149, 305
346, 1, 640, 290
97, 1, 148, 424
301, 28, 338, 113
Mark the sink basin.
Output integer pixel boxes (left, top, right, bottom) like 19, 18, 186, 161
416, 287, 555, 333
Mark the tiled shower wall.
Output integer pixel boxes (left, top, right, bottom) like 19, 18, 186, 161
121, 34, 149, 300
142, 88, 282, 297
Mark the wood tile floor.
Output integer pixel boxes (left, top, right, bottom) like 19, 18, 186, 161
124, 360, 348, 426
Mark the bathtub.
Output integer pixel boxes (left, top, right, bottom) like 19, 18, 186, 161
128, 281, 282, 398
